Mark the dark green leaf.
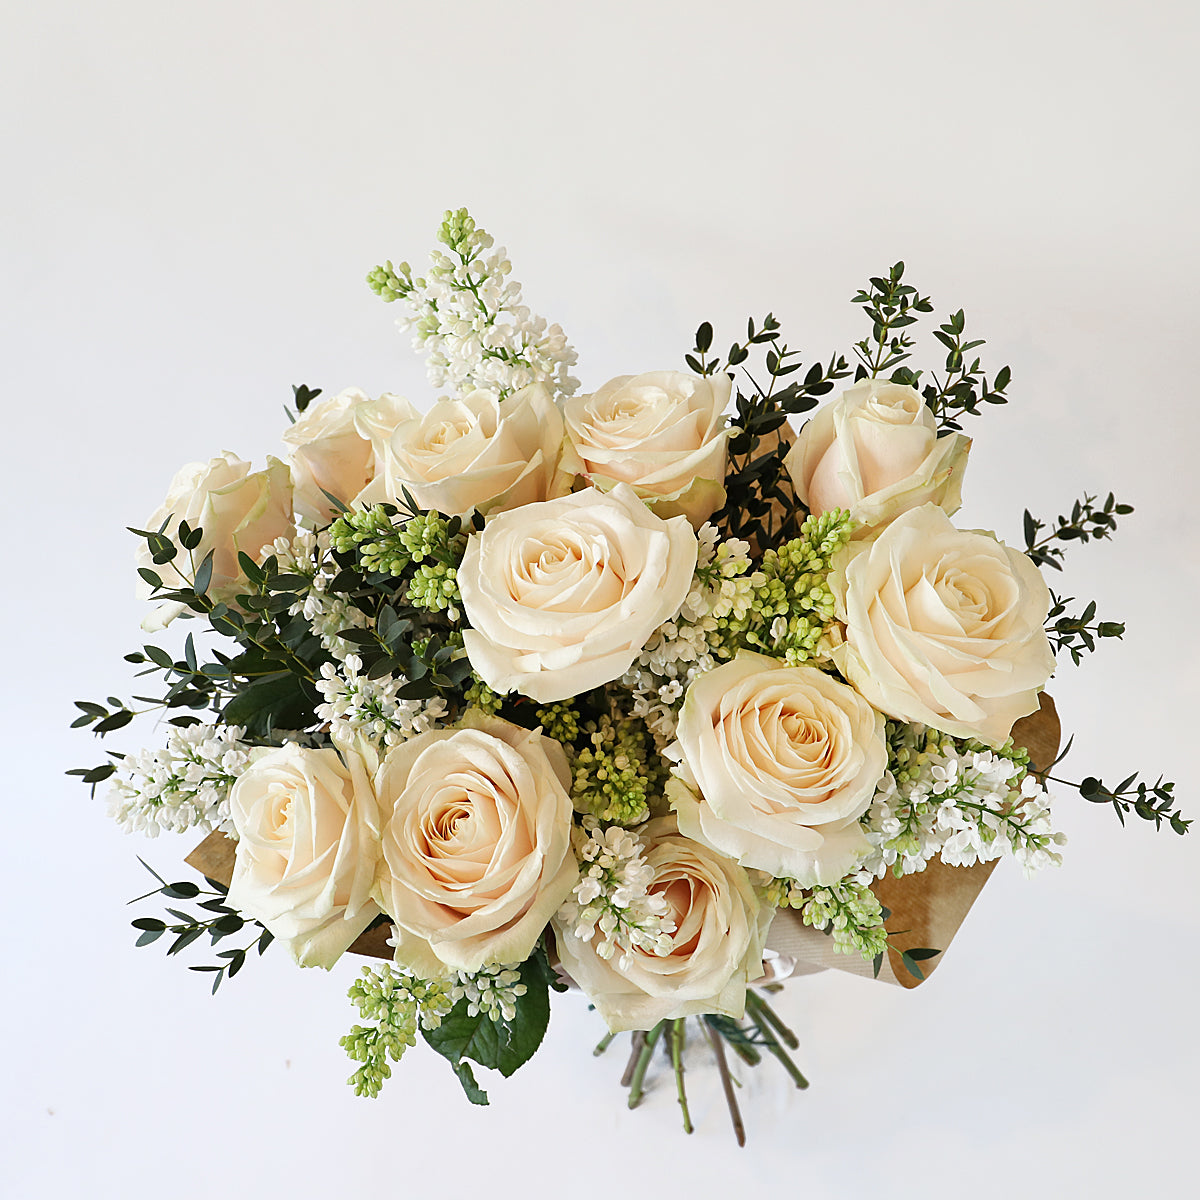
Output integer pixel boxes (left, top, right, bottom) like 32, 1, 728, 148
450, 1060, 489, 1105
193, 550, 215, 596
423, 957, 549, 1078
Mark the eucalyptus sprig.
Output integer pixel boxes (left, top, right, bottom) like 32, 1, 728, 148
913, 308, 1011, 432
692, 315, 850, 550
128, 859, 273, 993
1024, 492, 1133, 571
1044, 591, 1125, 664
851, 260, 933, 379
1051, 772, 1190, 835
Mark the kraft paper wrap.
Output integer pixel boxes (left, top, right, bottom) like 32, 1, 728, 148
184, 694, 1060, 987
764, 693, 1060, 987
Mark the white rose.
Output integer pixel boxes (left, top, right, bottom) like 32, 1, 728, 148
829, 503, 1056, 746
785, 378, 970, 531
282, 388, 409, 524
459, 483, 698, 703
374, 715, 578, 976
226, 743, 382, 969
553, 816, 771, 1033
561, 371, 731, 527
669, 651, 886, 884
356, 384, 568, 517
136, 452, 294, 631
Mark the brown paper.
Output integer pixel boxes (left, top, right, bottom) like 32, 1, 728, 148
766, 692, 1061, 988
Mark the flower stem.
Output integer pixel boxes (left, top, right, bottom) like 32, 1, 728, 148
669, 1020, 693, 1134
748, 991, 799, 1050
593, 1029, 617, 1057
745, 992, 809, 1089
718, 1028, 763, 1067
627, 1022, 664, 1109
704, 1020, 746, 1148
620, 1030, 646, 1087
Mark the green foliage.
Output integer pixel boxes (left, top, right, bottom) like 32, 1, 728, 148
422, 955, 551, 1084
326, 501, 479, 704
696, 314, 851, 549
851, 260, 933, 379
292, 383, 322, 413
1072, 773, 1190, 835
1023, 492, 1133, 571
123, 523, 329, 740
851, 262, 1010, 433
915, 308, 1011, 432
1045, 591, 1125, 665
128, 859, 273, 994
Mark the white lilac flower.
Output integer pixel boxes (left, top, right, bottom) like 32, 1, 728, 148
315, 655, 447, 753
450, 964, 528, 1023
107, 723, 255, 837
621, 524, 761, 742
375, 209, 579, 401
263, 531, 369, 662
857, 724, 1065, 879
556, 819, 675, 971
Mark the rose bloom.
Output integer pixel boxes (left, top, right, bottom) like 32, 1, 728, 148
136, 452, 294, 631
830, 503, 1056, 746
553, 817, 771, 1033
282, 388, 409, 525
669, 652, 886, 884
355, 383, 568, 517
785, 378, 970, 532
561, 371, 732, 527
226, 743, 382, 969
374, 715, 578, 976
459, 483, 698, 703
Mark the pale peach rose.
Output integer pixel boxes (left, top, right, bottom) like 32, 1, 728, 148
355, 384, 567, 517
561, 371, 732, 527
553, 816, 771, 1033
669, 652, 886, 884
785, 378, 969, 532
226, 743, 382, 969
829, 503, 1055, 746
459, 484, 698, 703
282, 388, 409, 524
374, 715, 578, 976
136, 452, 294, 631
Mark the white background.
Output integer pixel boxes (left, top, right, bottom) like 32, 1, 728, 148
4, 2, 1198, 1197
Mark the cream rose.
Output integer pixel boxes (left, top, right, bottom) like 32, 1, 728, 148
136, 452, 294, 631
283, 388, 409, 524
669, 652, 886, 884
459, 483, 698, 703
561, 371, 732, 527
553, 817, 771, 1033
830, 503, 1056, 746
226, 743, 382, 969
373, 715, 578, 976
355, 383, 567, 517
785, 378, 970, 531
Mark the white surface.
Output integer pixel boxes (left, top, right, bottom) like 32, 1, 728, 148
4, 2, 1198, 1197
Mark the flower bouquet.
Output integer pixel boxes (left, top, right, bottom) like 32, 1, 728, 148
72, 209, 1188, 1140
